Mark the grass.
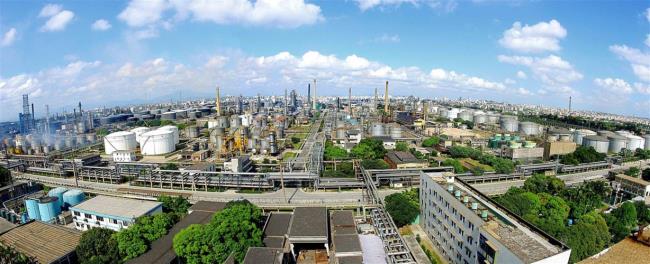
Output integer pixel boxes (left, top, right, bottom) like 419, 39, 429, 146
460, 158, 494, 171
282, 152, 297, 159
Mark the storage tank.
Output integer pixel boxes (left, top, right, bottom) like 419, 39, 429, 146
131, 127, 152, 143
438, 109, 449, 119
559, 135, 571, 142
519, 121, 540, 136
25, 198, 40, 221
188, 111, 201, 120
85, 133, 96, 143
448, 108, 460, 119
207, 119, 218, 129
186, 126, 200, 138
500, 118, 519, 132
174, 110, 188, 119
161, 111, 176, 120
607, 134, 627, 153
62, 189, 85, 207
524, 141, 536, 148
616, 131, 645, 150
48, 187, 67, 209
140, 130, 176, 155
371, 123, 385, 137
644, 134, 650, 150
37, 197, 61, 222
64, 136, 76, 148
76, 134, 86, 146
473, 114, 487, 124
276, 125, 285, 139
458, 111, 473, 122
487, 114, 500, 124
582, 135, 609, 153
547, 135, 558, 142
217, 116, 230, 128
390, 126, 402, 138
103, 131, 137, 154
597, 130, 615, 137
158, 125, 179, 144
573, 129, 596, 145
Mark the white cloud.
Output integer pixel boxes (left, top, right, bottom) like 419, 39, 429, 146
344, 55, 371, 70
1, 28, 16, 46
356, 0, 456, 12
634, 82, 650, 94
516, 87, 532, 95
594, 78, 633, 94
516, 70, 527, 79
356, 0, 417, 11
118, 0, 169, 27
39, 4, 74, 32
377, 33, 400, 43
498, 54, 582, 93
499, 19, 567, 53
645, 34, 650, 47
610, 44, 650, 82
91, 19, 112, 31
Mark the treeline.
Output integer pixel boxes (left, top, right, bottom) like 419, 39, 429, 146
447, 146, 515, 174
559, 146, 606, 165
520, 114, 649, 135
497, 174, 650, 263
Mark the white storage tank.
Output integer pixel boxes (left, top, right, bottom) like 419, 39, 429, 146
572, 129, 596, 145
473, 114, 487, 124
458, 111, 473, 122
140, 130, 176, 155
616, 131, 645, 150
607, 134, 627, 153
390, 126, 402, 138
644, 134, 650, 150
519, 121, 540, 136
500, 117, 519, 132
131, 127, 152, 144
582, 135, 609, 154
448, 108, 460, 120
103, 131, 137, 154
371, 123, 385, 137
158, 125, 179, 144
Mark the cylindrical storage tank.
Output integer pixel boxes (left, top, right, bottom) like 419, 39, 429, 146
54, 137, 64, 151
547, 135, 558, 142
85, 133, 96, 143
48, 187, 67, 209
161, 111, 176, 120
573, 129, 596, 145
140, 130, 176, 155
37, 197, 60, 222
103, 131, 137, 154
500, 118, 519, 132
62, 189, 85, 207
131, 127, 152, 144
559, 135, 571, 142
390, 126, 402, 138
509, 141, 522, 148
186, 126, 200, 138
448, 108, 460, 119
371, 123, 385, 137
25, 199, 40, 221
619, 133, 644, 150
459, 111, 473, 122
487, 114, 500, 124
519, 122, 540, 136
597, 130, 615, 137
582, 135, 609, 154
524, 141, 536, 148
76, 121, 87, 134
188, 111, 200, 120
65, 136, 76, 148
644, 134, 650, 150
473, 114, 487, 124
276, 126, 285, 139
207, 120, 218, 129
76, 134, 86, 146
158, 125, 179, 144
438, 109, 449, 119
608, 135, 627, 153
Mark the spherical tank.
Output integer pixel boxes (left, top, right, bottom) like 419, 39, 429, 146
607, 135, 627, 153
161, 112, 176, 120
62, 189, 85, 207
371, 123, 385, 137
48, 187, 67, 209
25, 198, 40, 221
140, 130, 176, 155
103, 131, 137, 154
158, 125, 179, 144
582, 135, 609, 153
131, 127, 152, 144
37, 196, 61, 222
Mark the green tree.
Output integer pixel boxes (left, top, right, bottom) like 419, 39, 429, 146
385, 192, 419, 227
157, 195, 191, 215
606, 202, 638, 242
625, 167, 640, 178
95, 128, 109, 136
421, 136, 440, 147
76, 228, 122, 264
291, 137, 300, 144
395, 142, 409, 152
115, 213, 176, 260
642, 168, 650, 181
360, 159, 390, 169
496, 188, 541, 220
160, 163, 179, 170
523, 174, 565, 195
560, 146, 606, 165
529, 193, 570, 237
324, 141, 349, 160
173, 200, 263, 264
351, 138, 386, 160
634, 201, 650, 225
0, 243, 37, 264
561, 211, 610, 263
442, 158, 465, 173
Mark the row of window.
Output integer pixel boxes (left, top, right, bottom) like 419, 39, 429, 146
72, 211, 129, 226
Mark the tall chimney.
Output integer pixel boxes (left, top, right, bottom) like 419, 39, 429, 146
307, 83, 311, 107
216, 86, 221, 116
384, 81, 389, 113
31, 103, 35, 127
348, 87, 352, 117
374, 87, 378, 112
45, 104, 50, 135
312, 79, 317, 110
568, 96, 572, 113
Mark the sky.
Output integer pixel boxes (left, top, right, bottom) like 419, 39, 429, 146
0, 0, 649, 122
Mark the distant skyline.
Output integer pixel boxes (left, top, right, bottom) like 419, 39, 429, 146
1, 0, 649, 121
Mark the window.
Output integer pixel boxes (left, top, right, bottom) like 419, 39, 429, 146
73, 211, 80, 216
84, 213, 92, 219
112, 219, 118, 224
96, 216, 104, 221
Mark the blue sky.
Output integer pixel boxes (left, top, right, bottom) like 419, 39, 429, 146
0, 0, 649, 121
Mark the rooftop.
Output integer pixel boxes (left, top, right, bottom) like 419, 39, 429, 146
615, 174, 650, 187
333, 234, 362, 253
289, 207, 328, 238
578, 238, 650, 264
242, 247, 284, 264
385, 151, 424, 164
264, 212, 292, 237
0, 221, 82, 263
188, 201, 227, 213
71, 195, 162, 219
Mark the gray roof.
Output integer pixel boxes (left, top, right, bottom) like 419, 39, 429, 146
264, 212, 292, 237
263, 236, 286, 248
71, 196, 161, 219
337, 256, 363, 264
333, 234, 362, 254
188, 201, 227, 213
289, 207, 328, 238
331, 210, 355, 227
385, 151, 424, 164
243, 247, 284, 264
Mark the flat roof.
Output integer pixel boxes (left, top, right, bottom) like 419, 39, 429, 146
337, 256, 363, 264
264, 212, 292, 237
127, 211, 215, 264
331, 210, 355, 227
0, 217, 16, 234
0, 221, 82, 264
188, 201, 227, 213
385, 151, 424, 164
579, 238, 650, 264
243, 247, 284, 264
289, 207, 328, 238
616, 174, 650, 187
263, 236, 286, 248
333, 234, 362, 253
71, 195, 162, 219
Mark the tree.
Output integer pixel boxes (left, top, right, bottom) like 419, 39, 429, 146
523, 174, 565, 195
361, 159, 390, 169
560, 211, 610, 263
0, 243, 37, 264
157, 195, 191, 215
421, 136, 440, 147
115, 213, 176, 260
606, 202, 638, 242
560, 146, 606, 165
442, 158, 465, 173
634, 201, 650, 226
351, 138, 386, 160
324, 141, 349, 160
561, 181, 610, 219
76, 228, 122, 264
173, 200, 263, 264
529, 193, 570, 237
625, 167, 640, 178
0, 166, 11, 187
497, 188, 542, 220
291, 137, 300, 144
385, 192, 419, 227
395, 142, 409, 152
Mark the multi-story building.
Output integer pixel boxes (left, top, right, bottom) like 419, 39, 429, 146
70, 196, 162, 231
420, 172, 571, 264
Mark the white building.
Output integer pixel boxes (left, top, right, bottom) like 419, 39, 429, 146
112, 150, 136, 162
420, 172, 571, 264
70, 196, 162, 231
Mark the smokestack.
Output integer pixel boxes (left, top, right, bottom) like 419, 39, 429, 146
384, 81, 389, 113
348, 87, 352, 117
31, 103, 35, 127
45, 105, 50, 135
307, 83, 311, 107
312, 79, 317, 110
374, 88, 378, 112
215, 86, 221, 116
568, 96, 572, 113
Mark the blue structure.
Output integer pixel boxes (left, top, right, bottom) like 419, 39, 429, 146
25, 198, 40, 221
37, 196, 60, 222
62, 190, 85, 207
48, 187, 68, 209
21, 213, 28, 224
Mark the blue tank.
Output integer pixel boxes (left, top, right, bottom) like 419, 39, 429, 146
48, 187, 68, 209
62, 189, 85, 207
21, 213, 28, 224
37, 196, 61, 222
25, 198, 40, 221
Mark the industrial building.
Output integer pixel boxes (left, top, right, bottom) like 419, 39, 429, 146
70, 195, 162, 231
612, 174, 650, 204
420, 172, 571, 264
384, 151, 429, 169
0, 221, 82, 264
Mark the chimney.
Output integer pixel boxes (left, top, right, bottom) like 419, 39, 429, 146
348, 87, 352, 117
374, 87, 378, 112
216, 86, 221, 116
307, 83, 311, 107
312, 79, 317, 110
31, 103, 35, 127
384, 81, 389, 113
